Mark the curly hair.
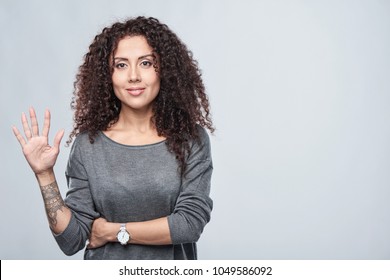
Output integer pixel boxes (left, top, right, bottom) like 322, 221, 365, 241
68, 16, 214, 175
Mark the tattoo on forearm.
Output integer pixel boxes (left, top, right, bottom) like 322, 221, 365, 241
40, 181, 65, 227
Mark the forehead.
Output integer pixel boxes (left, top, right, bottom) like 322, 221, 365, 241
114, 35, 153, 57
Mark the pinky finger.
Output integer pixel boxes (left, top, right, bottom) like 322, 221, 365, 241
12, 126, 27, 148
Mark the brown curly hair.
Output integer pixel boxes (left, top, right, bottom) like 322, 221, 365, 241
68, 16, 214, 175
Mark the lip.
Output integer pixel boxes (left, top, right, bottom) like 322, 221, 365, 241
126, 87, 145, 96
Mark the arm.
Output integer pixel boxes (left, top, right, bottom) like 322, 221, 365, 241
54, 134, 101, 255
88, 127, 213, 248
36, 172, 72, 234
12, 108, 71, 233
88, 216, 171, 248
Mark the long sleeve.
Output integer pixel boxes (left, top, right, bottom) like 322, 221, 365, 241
53, 136, 100, 256
52, 129, 213, 259
168, 128, 213, 244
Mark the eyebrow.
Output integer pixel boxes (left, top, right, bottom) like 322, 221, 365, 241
114, 53, 155, 61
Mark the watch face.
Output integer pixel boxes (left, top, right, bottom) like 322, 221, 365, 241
117, 230, 130, 245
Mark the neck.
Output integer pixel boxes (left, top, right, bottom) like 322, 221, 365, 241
116, 107, 155, 133
104, 106, 165, 146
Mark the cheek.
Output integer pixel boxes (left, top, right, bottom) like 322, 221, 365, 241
146, 73, 161, 90
155, 78, 161, 90
111, 74, 118, 88
153, 79, 161, 95
112, 72, 126, 87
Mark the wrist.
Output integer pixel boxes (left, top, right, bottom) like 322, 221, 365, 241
108, 222, 121, 242
35, 169, 55, 186
99, 221, 122, 243
116, 223, 131, 245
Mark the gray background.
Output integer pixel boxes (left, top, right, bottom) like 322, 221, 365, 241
1, 0, 389, 259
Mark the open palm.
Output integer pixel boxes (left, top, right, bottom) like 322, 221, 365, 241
12, 108, 64, 175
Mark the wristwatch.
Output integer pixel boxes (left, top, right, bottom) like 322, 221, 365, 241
117, 223, 130, 245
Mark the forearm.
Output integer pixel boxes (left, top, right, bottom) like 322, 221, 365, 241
94, 217, 172, 246
36, 170, 72, 234
128, 217, 172, 245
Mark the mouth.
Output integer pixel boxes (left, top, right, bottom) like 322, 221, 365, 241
126, 87, 145, 96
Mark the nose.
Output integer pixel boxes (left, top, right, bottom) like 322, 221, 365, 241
128, 65, 141, 83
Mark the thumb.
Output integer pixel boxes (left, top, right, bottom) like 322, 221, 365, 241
53, 129, 65, 150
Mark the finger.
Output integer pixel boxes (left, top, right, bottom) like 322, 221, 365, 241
53, 129, 65, 151
21, 112, 32, 140
12, 126, 27, 148
29, 107, 39, 136
41, 109, 50, 137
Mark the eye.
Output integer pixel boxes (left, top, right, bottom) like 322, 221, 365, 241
115, 62, 127, 69
140, 60, 152, 68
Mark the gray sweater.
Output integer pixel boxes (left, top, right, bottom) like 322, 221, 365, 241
53, 127, 213, 259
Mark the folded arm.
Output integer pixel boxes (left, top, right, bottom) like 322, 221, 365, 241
88, 128, 213, 249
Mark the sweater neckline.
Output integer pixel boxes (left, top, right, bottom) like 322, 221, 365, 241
98, 131, 166, 149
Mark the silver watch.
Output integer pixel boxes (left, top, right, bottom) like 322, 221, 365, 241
116, 223, 130, 245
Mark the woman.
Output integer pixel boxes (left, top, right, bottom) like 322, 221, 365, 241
12, 16, 214, 260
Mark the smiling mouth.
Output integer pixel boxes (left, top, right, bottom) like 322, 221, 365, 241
126, 88, 145, 96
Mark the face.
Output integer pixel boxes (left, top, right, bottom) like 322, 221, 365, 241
111, 36, 160, 114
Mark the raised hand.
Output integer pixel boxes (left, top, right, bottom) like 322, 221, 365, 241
12, 107, 64, 176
